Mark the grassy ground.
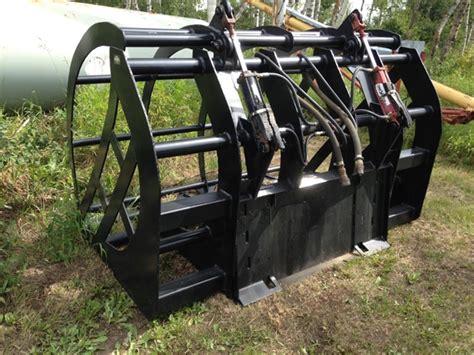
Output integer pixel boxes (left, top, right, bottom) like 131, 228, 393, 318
1, 57, 473, 352
1, 105, 473, 352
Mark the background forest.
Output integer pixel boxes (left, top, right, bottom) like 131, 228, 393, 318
79, 0, 474, 62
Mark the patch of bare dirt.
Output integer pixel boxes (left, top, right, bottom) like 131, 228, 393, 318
19, 255, 108, 311
15, 216, 42, 245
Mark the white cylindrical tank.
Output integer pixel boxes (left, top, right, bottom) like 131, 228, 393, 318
0, 1, 206, 110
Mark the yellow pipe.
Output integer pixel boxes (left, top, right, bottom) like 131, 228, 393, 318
245, 0, 312, 31
432, 81, 474, 110
285, 16, 313, 31
245, 0, 273, 17
245, 0, 474, 110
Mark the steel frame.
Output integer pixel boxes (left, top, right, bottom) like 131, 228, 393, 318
67, 18, 441, 319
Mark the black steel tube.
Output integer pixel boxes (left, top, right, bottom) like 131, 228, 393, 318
129, 58, 204, 75
74, 103, 431, 150
88, 179, 220, 213
159, 227, 211, 253
122, 28, 192, 34
73, 124, 212, 148
76, 54, 410, 84
122, 28, 398, 49
355, 106, 432, 125
127, 53, 410, 75
125, 33, 215, 47
407, 106, 433, 117
75, 73, 195, 84
154, 134, 230, 159
237, 34, 346, 48
161, 165, 280, 195
88, 166, 282, 213
162, 179, 217, 196
160, 165, 281, 197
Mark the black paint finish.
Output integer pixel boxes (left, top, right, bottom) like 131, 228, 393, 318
66, 20, 441, 319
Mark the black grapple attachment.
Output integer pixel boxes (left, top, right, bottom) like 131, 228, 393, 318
67, 2, 441, 319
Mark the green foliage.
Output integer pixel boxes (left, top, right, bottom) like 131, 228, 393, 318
122, 302, 270, 352
148, 80, 201, 128
38, 325, 109, 354
379, 0, 452, 43
125, 303, 208, 352
427, 47, 474, 167
0, 105, 72, 212
26, 288, 133, 353
439, 123, 474, 166
102, 290, 133, 324
44, 197, 84, 263
79, 0, 207, 19
0, 224, 26, 304
160, 0, 206, 19
429, 47, 474, 95
405, 271, 422, 285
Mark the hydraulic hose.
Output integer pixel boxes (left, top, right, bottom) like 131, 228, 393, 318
298, 53, 358, 127
298, 97, 350, 186
354, 109, 389, 120
349, 66, 374, 112
255, 52, 348, 146
279, 127, 307, 165
303, 73, 364, 176
255, 72, 317, 128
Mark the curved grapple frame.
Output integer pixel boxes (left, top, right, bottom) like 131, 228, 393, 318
67, 17, 441, 319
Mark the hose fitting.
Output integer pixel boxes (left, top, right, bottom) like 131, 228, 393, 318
354, 156, 365, 176
337, 164, 351, 186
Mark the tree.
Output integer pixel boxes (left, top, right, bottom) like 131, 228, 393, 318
367, 0, 375, 23
272, 0, 288, 26
301, 0, 316, 17
313, 0, 321, 20
330, 0, 340, 26
431, 0, 462, 57
207, 0, 217, 22
235, 1, 248, 21
124, 0, 139, 10
288, 0, 302, 8
462, 0, 472, 53
442, 0, 470, 58
407, 0, 422, 38
334, 0, 350, 26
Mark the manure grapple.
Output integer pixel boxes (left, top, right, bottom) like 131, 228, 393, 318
67, 2, 441, 319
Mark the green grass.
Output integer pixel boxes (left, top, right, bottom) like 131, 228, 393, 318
1, 120, 473, 354
439, 123, 474, 166
0, 60, 473, 352
429, 47, 474, 166
429, 47, 474, 97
